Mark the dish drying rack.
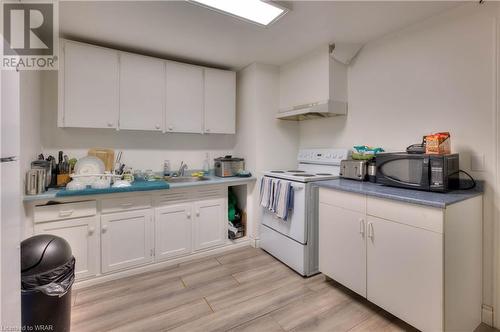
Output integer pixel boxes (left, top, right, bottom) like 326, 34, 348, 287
70, 173, 123, 181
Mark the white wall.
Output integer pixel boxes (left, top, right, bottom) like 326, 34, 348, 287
20, 71, 43, 173
234, 63, 299, 240
300, 3, 499, 310
40, 71, 235, 172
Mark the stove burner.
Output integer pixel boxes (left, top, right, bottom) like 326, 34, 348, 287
287, 170, 304, 173
292, 174, 315, 177
270, 171, 285, 173
316, 173, 333, 176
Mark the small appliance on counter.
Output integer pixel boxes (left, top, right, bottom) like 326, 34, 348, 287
339, 159, 368, 181
375, 152, 460, 192
214, 156, 245, 177
339, 145, 384, 181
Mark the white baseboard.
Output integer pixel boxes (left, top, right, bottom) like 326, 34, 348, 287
482, 304, 494, 327
74, 240, 251, 289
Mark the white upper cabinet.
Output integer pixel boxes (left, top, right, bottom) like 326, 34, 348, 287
60, 40, 119, 128
58, 39, 236, 134
204, 68, 236, 134
119, 53, 165, 131
165, 61, 204, 134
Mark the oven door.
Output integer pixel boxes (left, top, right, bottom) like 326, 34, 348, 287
261, 179, 307, 244
376, 154, 430, 190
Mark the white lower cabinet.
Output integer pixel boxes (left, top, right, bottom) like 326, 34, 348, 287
366, 215, 443, 331
318, 188, 482, 332
318, 203, 366, 297
193, 198, 226, 251
155, 204, 192, 261
31, 189, 231, 283
34, 216, 99, 280
101, 209, 154, 273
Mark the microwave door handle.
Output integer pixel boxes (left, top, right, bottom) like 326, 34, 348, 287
422, 156, 431, 188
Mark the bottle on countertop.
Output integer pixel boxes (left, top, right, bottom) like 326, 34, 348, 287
203, 153, 210, 175
163, 160, 171, 177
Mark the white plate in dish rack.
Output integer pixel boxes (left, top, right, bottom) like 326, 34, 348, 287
74, 156, 105, 185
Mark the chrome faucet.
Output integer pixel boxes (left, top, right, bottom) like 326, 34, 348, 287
178, 161, 188, 177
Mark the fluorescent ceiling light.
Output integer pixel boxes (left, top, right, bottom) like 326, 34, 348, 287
189, 0, 287, 26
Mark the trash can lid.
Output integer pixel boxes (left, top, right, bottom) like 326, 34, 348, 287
21, 234, 73, 276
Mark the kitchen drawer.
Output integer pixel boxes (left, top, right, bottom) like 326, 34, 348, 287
366, 196, 443, 233
101, 196, 152, 214
319, 188, 365, 213
34, 201, 97, 223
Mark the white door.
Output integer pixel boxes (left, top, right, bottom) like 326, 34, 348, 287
34, 217, 99, 280
0, 68, 21, 328
193, 198, 226, 251
101, 209, 153, 273
62, 40, 119, 128
165, 61, 203, 133
366, 216, 443, 331
119, 53, 165, 131
155, 204, 192, 261
204, 68, 236, 134
319, 203, 366, 297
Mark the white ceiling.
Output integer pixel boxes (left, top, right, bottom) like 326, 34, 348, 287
60, 1, 459, 70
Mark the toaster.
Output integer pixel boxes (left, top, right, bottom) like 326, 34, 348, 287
339, 159, 368, 181
214, 156, 245, 177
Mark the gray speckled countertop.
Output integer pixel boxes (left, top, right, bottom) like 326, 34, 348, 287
23, 175, 256, 202
314, 179, 483, 208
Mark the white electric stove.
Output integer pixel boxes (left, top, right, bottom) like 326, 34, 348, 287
260, 148, 350, 276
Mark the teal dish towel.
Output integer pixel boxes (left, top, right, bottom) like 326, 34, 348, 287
55, 181, 169, 197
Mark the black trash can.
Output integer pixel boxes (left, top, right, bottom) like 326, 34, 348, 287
21, 234, 75, 332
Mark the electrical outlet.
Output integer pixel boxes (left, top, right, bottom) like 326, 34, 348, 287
470, 154, 485, 172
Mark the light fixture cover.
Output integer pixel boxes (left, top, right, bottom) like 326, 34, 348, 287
189, 0, 287, 26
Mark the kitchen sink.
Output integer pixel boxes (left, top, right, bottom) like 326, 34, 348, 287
165, 176, 210, 183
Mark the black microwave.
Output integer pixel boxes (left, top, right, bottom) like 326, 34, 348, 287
375, 153, 459, 192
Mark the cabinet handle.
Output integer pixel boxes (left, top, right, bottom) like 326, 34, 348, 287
196, 210, 200, 217
88, 227, 95, 235
367, 223, 374, 240
102, 225, 108, 233
107, 122, 114, 127
359, 219, 365, 236
155, 124, 161, 130
59, 210, 74, 217
168, 126, 173, 131
205, 128, 210, 133
186, 212, 191, 219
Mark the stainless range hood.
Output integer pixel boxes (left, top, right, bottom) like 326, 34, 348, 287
277, 43, 362, 121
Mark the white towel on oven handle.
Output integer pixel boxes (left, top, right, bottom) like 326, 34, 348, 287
275, 180, 294, 221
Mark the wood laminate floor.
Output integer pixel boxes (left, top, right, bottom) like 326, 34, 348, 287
71, 246, 496, 332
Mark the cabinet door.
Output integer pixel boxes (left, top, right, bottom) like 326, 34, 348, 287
204, 68, 236, 134
34, 217, 99, 280
155, 204, 192, 261
193, 198, 226, 251
319, 203, 366, 296
165, 61, 203, 133
366, 216, 443, 331
119, 53, 165, 131
62, 41, 119, 128
101, 209, 153, 273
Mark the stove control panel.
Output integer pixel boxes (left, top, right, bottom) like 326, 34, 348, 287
297, 149, 350, 165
